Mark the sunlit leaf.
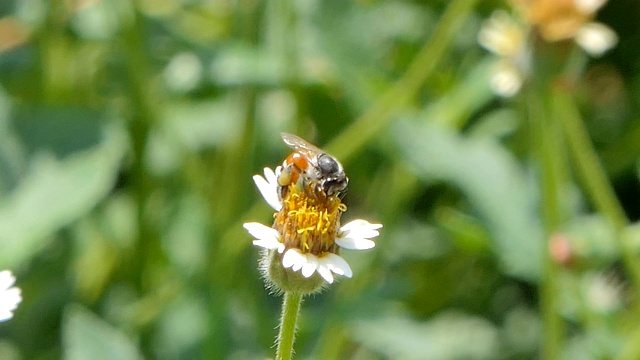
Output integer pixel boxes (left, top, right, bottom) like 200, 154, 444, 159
393, 119, 543, 280
63, 305, 143, 360
0, 124, 125, 268
352, 311, 499, 360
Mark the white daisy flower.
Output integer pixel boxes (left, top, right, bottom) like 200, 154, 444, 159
478, 11, 530, 97
245, 166, 381, 285
583, 272, 623, 314
0, 271, 21, 322
512, 0, 617, 56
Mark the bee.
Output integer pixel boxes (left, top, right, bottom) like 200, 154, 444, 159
277, 132, 348, 198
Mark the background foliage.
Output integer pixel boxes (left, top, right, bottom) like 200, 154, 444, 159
0, 0, 639, 359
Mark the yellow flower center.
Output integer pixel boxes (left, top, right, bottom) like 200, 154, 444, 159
274, 184, 346, 255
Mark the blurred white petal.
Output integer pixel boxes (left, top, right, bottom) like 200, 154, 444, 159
490, 64, 523, 97
575, 0, 607, 14
0, 271, 15, 291
478, 11, 524, 56
575, 22, 618, 57
0, 271, 21, 322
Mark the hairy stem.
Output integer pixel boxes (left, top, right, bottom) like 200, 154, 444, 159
276, 292, 303, 360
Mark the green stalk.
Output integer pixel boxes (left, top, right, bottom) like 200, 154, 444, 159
276, 292, 303, 360
325, 0, 480, 161
554, 91, 640, 293
555, 91, 628, 228
528, 85, 564, 360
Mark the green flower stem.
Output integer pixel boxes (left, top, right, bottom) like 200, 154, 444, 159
528, 85, 565, 360
325, 0, 480, 162
555, 90, 628, 228
276, 292, 303, 360
554, 89, 640, 293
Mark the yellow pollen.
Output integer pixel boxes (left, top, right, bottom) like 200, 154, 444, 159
274, 184, 345, 255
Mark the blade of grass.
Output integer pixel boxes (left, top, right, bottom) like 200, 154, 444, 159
554, 89, 640, 293
325, 0, 481, 162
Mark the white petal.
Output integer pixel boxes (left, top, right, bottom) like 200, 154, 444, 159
252, 239, 285, 252
478, 11, 524, 56
342, 227, 380, 239
323, 253, 353, 278
252, 167, 282, 211
316, 264, 334, 283
490, 64, 523, 97
243, 222, 279, 241
340, 219, 382, 233
575, 23, 618, 57
575, 0, 607, 14
0, 271, 15, 291
301, 254, 319, 278
338, 220, 381, 250
0, 312, 13, 322
336, 237, 376, 250
0, 288, 21, 310
264, 167, 278, 185
282, 249, 306, 272
244, 222, 285, 252
0, 274, 20, 322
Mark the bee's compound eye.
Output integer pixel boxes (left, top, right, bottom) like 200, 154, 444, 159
318, 154, 339, 174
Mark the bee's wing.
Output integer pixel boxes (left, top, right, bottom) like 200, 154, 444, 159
280, 133, 324, 165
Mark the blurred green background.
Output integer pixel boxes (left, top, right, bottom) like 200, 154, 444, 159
1, 0, 640, 359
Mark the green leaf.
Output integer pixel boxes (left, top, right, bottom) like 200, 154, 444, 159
0, 124, 125, 268
393, 119, 543, 280
210, 44, 284, 86
63, 305, 143, 360
352, 311, 499, 360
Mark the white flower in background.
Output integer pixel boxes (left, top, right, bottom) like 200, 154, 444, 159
478, 10, 526, 57
245, 167, 381, 285
583, 272, 623, 314
0, 271, 21, 322
575, 22, 617, 57
512, 0, 617, 56
478, 11, 530, 97
479, 0, 617, 96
